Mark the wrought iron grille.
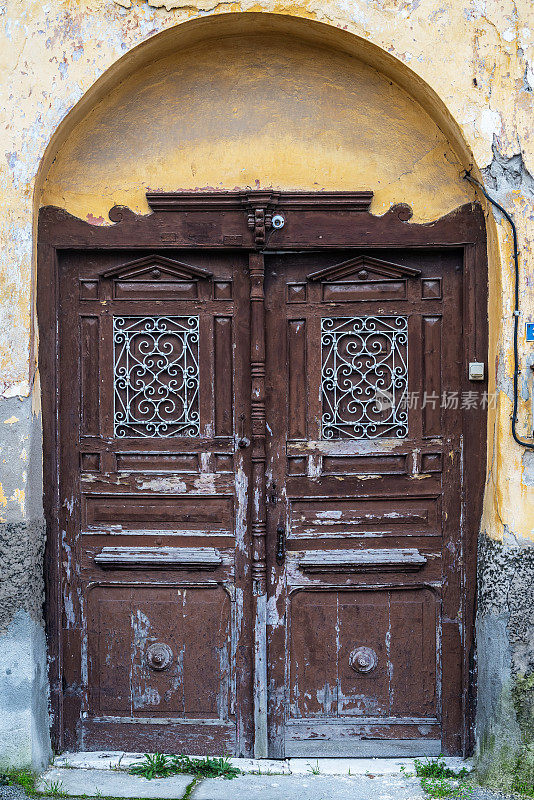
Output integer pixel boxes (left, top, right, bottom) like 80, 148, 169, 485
321, 316, 408, 439
113, 316, 199, 438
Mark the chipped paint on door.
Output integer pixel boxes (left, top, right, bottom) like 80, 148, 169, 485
264, 246, 473, 756
39, 192, 486, 757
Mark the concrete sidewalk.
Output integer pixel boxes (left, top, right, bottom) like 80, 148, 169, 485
34, 753, 471, 800
37, 770, 427, 800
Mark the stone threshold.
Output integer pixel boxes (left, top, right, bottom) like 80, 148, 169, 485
50, 751, 471, 775
35, 752, 473, 800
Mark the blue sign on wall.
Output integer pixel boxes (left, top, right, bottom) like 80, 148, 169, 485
527, 323, 534, 342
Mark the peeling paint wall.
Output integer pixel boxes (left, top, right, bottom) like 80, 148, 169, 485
0, 0, 533, 769
0, 396, 44, 627
0, 394, 50, 768
39, 33, 472, 220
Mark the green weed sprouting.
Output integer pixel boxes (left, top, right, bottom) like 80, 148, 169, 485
128, 753, 240, 780
0, 768, 38, 794
128, 753, 171, 780
418, 775, 474, 799
0, 768, 67, 797
41, 780, 68, 798
401, 755, 473, 799
413, 755, 469, 780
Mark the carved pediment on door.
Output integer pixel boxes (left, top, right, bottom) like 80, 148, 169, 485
78, 254, 214, 302
101, 254, 213, 282
307, 255, 421, 283
306, 255, 421, 302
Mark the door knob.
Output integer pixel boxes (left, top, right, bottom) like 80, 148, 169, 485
146, 643, 173, 671
349, 646, 378, 674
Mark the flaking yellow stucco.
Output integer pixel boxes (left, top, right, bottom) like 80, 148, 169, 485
40, 34, 472, 220
0, 6, 533, 544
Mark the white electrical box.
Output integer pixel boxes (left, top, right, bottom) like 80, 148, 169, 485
469, 362, 485, 381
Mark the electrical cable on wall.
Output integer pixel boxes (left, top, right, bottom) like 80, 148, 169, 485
463, 170, 534, 450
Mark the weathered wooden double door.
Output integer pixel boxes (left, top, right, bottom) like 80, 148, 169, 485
42, 195, 486, 758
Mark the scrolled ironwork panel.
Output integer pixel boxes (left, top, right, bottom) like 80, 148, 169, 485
321, 316, 408, 440
113, 316, 199, 438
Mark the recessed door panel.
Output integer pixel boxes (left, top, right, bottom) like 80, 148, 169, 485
288, 588, 438, 721
87, 585, 232, 719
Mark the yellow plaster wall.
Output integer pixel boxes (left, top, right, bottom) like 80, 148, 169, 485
0, 5, 533, 544
40, 33, 471, 220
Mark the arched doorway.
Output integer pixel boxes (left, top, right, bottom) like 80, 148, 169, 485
37, 19, 488, 758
